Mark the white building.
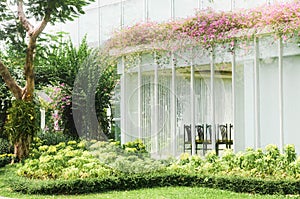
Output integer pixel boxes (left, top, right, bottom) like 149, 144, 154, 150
57, 0, 299, 157
53, 0, 288, 46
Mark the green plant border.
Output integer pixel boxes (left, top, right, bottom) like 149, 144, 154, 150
8, 170, 300, 195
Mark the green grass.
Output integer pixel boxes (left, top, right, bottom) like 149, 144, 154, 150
0, 165, 299, 199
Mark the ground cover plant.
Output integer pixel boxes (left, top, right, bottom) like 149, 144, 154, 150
88, 139, 168, 174
169, 144, 300, 180
1, 168, 297, 199
18, 140, 116, 180
6, 141, 300, 196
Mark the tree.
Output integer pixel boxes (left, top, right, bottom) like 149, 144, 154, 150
0, 0, 94, 160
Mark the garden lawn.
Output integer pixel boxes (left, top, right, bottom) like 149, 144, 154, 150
0, 166, 299, 199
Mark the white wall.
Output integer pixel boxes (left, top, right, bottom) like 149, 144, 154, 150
259, 59, 280, 148
283, 55, 300, 153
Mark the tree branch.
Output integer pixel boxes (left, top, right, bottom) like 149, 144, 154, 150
0, 60, 23, 99
31, 12, 51, 39
17, 0, 34, 33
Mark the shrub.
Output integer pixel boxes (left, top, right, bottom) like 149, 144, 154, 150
169, 144, 300, 180
9, 170, 300, 195
0, 137, 13, 154
8, 143, 300, 195
32, 130, 78, 148
88, 140, 167, 174
0, 154, 15, 167
18, 140, 115, 180
122, 139, 148, 154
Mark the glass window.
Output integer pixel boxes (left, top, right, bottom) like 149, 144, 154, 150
234, 40, 256, 150
100, 3, 122, 43
148, 0, 172, 22
283, 36, 300, 153
233, 0, 266, 10
79, 8, 99, 46
126, 73, 139, 140
64, 20, 79, 46
259, 36, 280, 148
174, 0, 198, 19
83, 1, 99, 10
123, 0, 144, 27
203, 0, 231, 11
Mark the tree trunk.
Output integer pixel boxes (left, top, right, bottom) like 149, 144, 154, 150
13, 38, 37, 161
14, 139, 30, 162
1, 1, 50, 161
22, 37, 36, 101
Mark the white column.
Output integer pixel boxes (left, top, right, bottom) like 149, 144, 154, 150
154, 52, 159, 154
120, 0, 124, 29
254, 37, 261, 149
190, 61, 196, 155
40, 108, 46, 130
107, 107, 112, 134
278, 37, 284, 152
210, 50, 216, 153
97, 0, 101, 47
231, 0, 236, 10
77, 17, 80, 45
231, 41, 238, 152
120, 56, 126, 145
171, 52, 177, 155
171, 0, 175, 20
138, 56, 142, 139
144, 0, 149, 22
198, 0, 203, 9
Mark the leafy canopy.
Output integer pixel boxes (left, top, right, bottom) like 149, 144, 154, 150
0, 0, 94, 52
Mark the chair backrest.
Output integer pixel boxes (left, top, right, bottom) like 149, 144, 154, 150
184, 124, 192, 142
195, 125, 204, 140
218, 124, 228, 140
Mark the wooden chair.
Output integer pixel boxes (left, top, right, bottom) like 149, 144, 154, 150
183, 124, 203, 154
197, 124, 212, 154
183, 124, 192, 153
216, 123, 233, 155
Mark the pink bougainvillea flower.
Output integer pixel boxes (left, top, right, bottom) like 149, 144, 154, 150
106, 1, 300, 50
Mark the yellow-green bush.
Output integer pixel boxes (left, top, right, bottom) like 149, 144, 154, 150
17, 140, 115, 180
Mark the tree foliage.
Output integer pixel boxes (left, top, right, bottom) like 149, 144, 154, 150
0, 0, 94, 160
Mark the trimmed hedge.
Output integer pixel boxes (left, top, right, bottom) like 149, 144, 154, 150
10, 171, 300, 195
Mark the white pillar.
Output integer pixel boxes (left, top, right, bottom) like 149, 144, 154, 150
171, 52, 177, 155
154, 52, 159, 154
210, 49, 216, 153
278, 37, 284, 152
231, 0, 235, 11
120, 0, 124, 29
107, 107, 112, 134
190, 61, 196, 155
144, 0, 149, 22
138, 56, 142, 139
231, 43, 236, 150
120, 56, 126, 145
40, 108, 46, 131
98, 0, 101, 47
171, 0, 175, 20
254, 37, 261, 149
